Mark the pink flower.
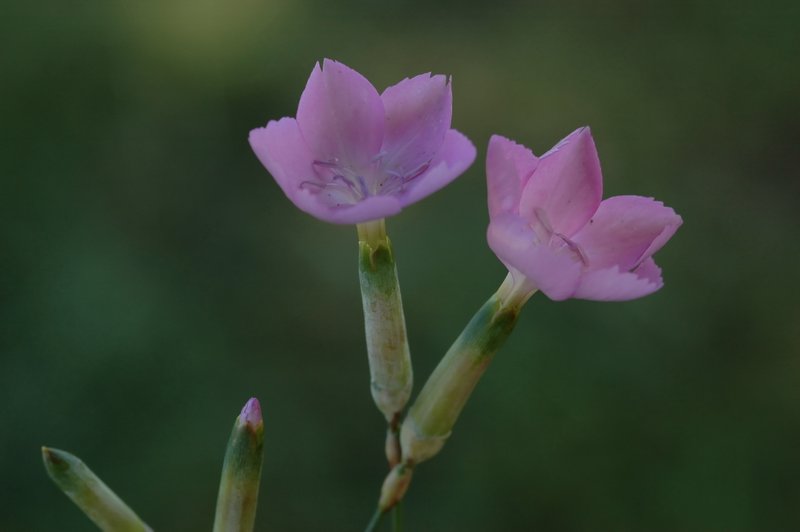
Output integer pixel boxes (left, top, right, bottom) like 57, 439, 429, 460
249, 59, 476, 224
487, 128, 682, 301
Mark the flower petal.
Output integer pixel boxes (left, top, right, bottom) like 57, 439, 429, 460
572, 258, 663, 301
487, 213, 582, 301
571, 195, 682, 271
632, 257, 664, 285
250, 118, 400, 224
486, 135, 539, 218
296, 59, 385, 169
320, 195, 403, 224
398, 129, 476, 206
249, 117, 320, 215
518, 127, 603, 237
380, 73, 452, 178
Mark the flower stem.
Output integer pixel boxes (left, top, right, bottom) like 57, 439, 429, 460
213, 398, 265, 532
41, 447, 152, 532
391, 500, 403, 532
364, 506, 385, 532
385, 413, 402, 467
356, 219, 413, 445
357, 218, 387, 246
400, 271, 534, 464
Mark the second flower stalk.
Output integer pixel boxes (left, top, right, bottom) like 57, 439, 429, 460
357, 218, 538, 516
375, 271, 537, 516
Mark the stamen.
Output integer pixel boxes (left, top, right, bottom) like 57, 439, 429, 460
336, 175, 367, 197
555, 234, 590, 266
375, 159, 432, 196
356, 175, 370, 197
303, 156, 432, 205
300, 180, 326, 190
384, 171, 403, 180
402, 161, 430, 182
377, 174, 405, 195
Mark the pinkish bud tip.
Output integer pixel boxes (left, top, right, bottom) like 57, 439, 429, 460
240, 397, 262, 426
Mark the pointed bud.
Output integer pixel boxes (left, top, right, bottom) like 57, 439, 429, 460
42, 447, 152, 531
240, 397, 262, 427
357, 219, 413, 423
213, 398, 265, 532
378, 463, 413, 511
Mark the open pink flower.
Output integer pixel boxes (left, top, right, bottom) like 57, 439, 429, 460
249, 59, 476, 224
487, 128, 682, 301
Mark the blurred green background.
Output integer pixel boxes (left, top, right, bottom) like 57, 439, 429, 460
2, 0, 799, 530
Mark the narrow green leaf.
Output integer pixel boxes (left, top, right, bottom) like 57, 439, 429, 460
42, 447, 152, 532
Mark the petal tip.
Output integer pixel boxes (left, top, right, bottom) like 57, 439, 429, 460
488, 134, 531, 153
248, 126, 266, 144
488, 133, 510, 145
451, 129, 477, 164
248, 117, 295, 146
574, 263, 665, 302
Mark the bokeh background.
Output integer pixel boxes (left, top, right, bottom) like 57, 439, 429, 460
3, 0, 799, 530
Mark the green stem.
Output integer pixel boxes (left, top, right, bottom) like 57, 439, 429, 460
385, 413, 402, 468
357, 219, 413, 428
401, 272, 535, 463
392, 500, 403, 532
365, 506, 385, 532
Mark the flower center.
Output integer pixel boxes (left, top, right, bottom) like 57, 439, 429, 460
532, 208, 589, 266
300, 155, 431, 207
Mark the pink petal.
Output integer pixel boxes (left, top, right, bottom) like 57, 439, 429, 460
572, 258, 664, 301
249, 117, 321, 216
380, 73, 452, 178
518, 127, 603, 237
487, 214, 582, 301
321, 195, 403, 224
486, 135, 539, 218
296, 59, 385, 170
633, 257, 664, 285
571, 195, 682, 271
399, 129, 476, 206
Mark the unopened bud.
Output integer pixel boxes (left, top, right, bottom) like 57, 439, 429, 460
378, 463, 414, 511
213, 397, 265, 532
